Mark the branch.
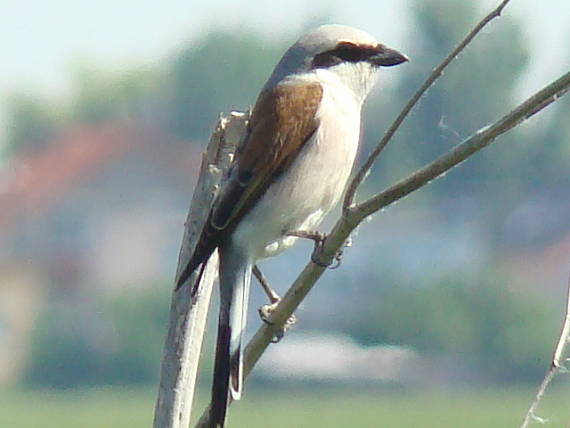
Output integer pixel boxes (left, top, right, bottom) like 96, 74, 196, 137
194, 68, 570, 428
343, 0, 512, 210
520, 264, 570, 428
355, 70, 570, 221
153, 112, 248, 428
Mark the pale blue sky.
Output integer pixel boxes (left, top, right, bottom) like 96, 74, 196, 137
0, 0, 568, 146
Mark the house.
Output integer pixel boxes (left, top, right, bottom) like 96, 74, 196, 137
0, 121, 203, 383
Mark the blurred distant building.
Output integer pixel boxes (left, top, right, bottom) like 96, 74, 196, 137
0, 121, 204, 383
1, 122, 202, 291
0, 267, 44, 384
257, 332, 447, 386
500, 195, 570, 295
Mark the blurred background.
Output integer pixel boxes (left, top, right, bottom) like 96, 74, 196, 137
1, 0, 569, 426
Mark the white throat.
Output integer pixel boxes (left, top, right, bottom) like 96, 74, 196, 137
315, 62, 378, 105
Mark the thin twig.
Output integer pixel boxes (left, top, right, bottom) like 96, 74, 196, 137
194, 68, 570, 428
354, 70, 570, 221
343, 0, 512, 210
520, 265, 570, 428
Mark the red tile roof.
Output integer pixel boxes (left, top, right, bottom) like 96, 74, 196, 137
1, 124, 140, 232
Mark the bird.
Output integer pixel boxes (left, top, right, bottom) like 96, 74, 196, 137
176, 24, 408, 427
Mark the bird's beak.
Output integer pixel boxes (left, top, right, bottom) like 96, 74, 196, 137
369, 46, 409, 67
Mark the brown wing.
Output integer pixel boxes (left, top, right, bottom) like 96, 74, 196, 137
176, 82, 323, 288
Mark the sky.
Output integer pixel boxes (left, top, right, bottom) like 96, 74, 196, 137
0, 0, 568, 147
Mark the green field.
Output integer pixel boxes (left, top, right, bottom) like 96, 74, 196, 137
1, 386, 569, 427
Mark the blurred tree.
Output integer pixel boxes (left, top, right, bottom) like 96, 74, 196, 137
5, 94, 61, 154
4, 66, 161, 155
70, 65, 160, 125
364, 0, 529, 198
24, 287, 169, 388
338, 270, 556, 383
165, 30, 285, 142
528, 92, 570, 189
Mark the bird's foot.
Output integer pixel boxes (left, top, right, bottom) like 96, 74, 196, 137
253, 264, 280, 302
253, 264, 296, 343
287, 230, 347, 269
259, 299, 297, 343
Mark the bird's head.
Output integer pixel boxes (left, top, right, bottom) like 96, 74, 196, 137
265, 24, 408, 101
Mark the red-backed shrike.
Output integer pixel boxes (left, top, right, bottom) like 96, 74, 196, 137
176, 24, 407, 427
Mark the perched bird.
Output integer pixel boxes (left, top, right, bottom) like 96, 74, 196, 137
176, 24, 408, 427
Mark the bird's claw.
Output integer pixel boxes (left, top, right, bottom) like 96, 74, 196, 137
329, 247, 343, 269
288, 230, 349, 269
258, 300, 297, 343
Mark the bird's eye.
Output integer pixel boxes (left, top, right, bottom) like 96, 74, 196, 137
312, 51, 343, 69
333, 43, 368, 62
312, 42, 379, 69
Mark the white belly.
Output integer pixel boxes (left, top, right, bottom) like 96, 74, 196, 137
231, 84, 361, 260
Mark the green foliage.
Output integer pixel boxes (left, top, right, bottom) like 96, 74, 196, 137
525, 94, 570, 189
69, 65, 159, 124
5, 94, 62, 154
24, 287, 169, 388
4, 66, 160, 154
340, 270, 556, 383
3, 30, 287, 153
165, 30, 284, 141
366, 0, 530, 196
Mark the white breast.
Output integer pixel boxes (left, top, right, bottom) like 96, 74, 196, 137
232, 81, 362, 260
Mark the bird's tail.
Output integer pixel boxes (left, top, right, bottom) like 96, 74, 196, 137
210, 249, 251, 428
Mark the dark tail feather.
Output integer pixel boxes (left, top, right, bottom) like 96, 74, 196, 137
176, 222, 219, 291
210, 306, 232, 428
175, 255, 205, 291
210, 250, 251, 428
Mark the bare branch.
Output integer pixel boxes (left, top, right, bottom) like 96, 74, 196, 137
520, 265, 570, 428
153, 112, 248, 428
354, 70, 570, 221
343, 0, 513, 210
194, 68, 570, 428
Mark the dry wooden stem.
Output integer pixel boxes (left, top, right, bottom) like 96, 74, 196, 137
153, 112, 248, 428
